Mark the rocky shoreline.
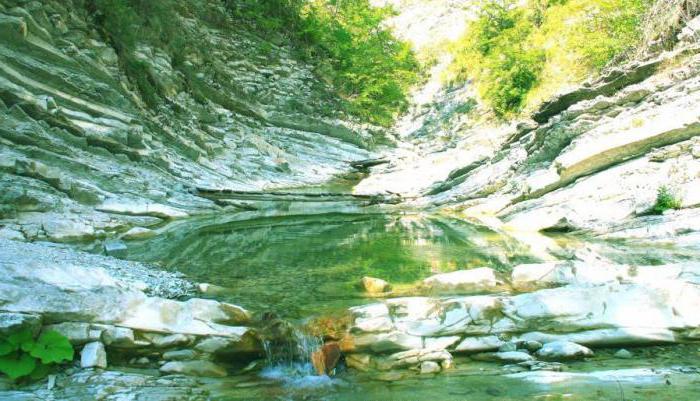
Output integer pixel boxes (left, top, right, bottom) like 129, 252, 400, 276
1, 1, 700, 400
3, 235, 700, 399
338, 260, 700, 376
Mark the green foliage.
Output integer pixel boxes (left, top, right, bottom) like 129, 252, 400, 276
228, 0, 421, 126
652, 186, 682, 214
449, 0, 653, 117
89, 0, 419, 126
304, 1, 420, 126
450, 0, 544, 116
29, 331, 74, 364
0, 329, 74, 381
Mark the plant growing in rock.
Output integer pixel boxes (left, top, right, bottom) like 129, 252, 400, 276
0, 329, 74, 381
652, 185, 682, 214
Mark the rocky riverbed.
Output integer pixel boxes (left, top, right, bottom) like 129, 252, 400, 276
1, 0, 700, 400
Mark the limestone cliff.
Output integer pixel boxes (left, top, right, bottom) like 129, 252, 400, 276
0, 0, 374, 243
356, 9, 700, 244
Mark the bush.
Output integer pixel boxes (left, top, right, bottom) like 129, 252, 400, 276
637, 0, 700, 55
652, 185, 682, 214
449, 0, 654, 116
449, 1, 544, 116
0, 329, 74, 381
233, 0, 420, 126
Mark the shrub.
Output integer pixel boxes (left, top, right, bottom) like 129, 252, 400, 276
0, 329, 74, 381
449, 0, 544, 116
652, 185, 682, 214
449, 0, 654, 116
259, 0, 421, 126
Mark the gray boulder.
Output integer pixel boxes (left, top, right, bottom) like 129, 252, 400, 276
536, 341, 594, 361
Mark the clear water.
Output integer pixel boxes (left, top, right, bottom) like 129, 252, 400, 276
127, 212, 539, 318
203, 344, 700, 400
123, 212, 700, 400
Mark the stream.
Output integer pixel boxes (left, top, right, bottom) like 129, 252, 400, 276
116, 210, 700, 400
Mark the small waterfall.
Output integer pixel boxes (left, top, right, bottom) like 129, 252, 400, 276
259, 327, 337, 388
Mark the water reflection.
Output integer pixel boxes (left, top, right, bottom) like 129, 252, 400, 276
127, 213, 538, 318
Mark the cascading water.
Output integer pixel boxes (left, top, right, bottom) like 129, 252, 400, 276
259, 327, 341, 389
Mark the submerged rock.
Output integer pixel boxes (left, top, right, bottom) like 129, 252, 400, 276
422, 267, 502, 292
536, 341, 594, 361
361, 276, 391, 294
160, 361, 228, 377
104, 240, 128, 258
120, 227, 156, 240
614, 349, 633, 359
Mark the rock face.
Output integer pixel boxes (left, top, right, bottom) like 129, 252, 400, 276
340, 261, 700, 372
0, 238, 262, 378
355, 19, 700, 242
0, 0, 374, 243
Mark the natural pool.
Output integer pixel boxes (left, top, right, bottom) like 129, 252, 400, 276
117, 211, 700, 401
126, 212, 539, 318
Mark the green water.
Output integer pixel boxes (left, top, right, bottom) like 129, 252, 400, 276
127, 212, 539, 318
123, 212, 700, 400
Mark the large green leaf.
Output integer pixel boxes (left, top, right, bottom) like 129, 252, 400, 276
28, 331, 73, 364
0, 340, 16, 356
7, 329, 34, 350
0, 353, 37, 380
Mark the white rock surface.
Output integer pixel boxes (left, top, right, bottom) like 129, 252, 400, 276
536, 341, 594, 360
473, 351, 534, 363
422, 267, 501, 292
343, 269, 700, 363
454, 336, 505, 353
81, 342, 107, 369
102, 326, 135, 347
159, 361, 227, 377
420, 361, 441, 374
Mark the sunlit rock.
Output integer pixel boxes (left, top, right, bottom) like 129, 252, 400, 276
361, 276, 391, 294
422, 267, 502, 292
420, 361, 441, 374
454, 335, 505, 353
536, 341, 594, 361
472, 351, 534, 363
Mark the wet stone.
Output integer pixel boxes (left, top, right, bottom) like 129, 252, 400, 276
104, 239, 128, 258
